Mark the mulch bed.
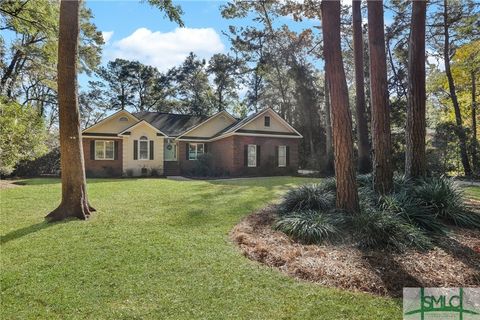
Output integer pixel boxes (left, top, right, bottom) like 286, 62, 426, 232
231, 206, 480, 297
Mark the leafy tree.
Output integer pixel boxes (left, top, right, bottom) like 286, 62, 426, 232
207, 53, 241, 112
169, 52, 214, 116
97, 59, 136, 111
0, 100, 47, 175
429, 0, 479, 176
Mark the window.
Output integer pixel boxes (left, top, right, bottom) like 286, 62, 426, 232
119, 116, 128, 122
95, 140, 114, 160
188, 143, 204, 160
264, 116, 270, 127
139, 136, 149, 160
248, 144, 257, 167
278, 145, 287, 167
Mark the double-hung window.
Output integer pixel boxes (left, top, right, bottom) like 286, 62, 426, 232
188, 143, 204, 160
278, 145, 287, 167
139, 136, 149, 160
95, 140, 114, 160
248, 144, 257, 167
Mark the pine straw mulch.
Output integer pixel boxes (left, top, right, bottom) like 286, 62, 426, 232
230, 206, 480, 297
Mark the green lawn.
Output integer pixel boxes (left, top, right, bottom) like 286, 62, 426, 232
1, 177, 403, 319
465, 186, 480, 201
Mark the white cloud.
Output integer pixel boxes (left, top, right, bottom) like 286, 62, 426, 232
106, 27, 225, 71
102, 31, 114, 43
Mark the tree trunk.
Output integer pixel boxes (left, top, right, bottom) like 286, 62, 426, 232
46, 0, 95, 221
443, 0, 472, 176
472, 71, 478, 174
324, 75, 334, 173
405, 0, 427, 178
352, 0, 371, 174
367, 0, 393, 194
321, 0, 359, 213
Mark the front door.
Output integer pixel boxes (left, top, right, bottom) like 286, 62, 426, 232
164, 139, 177, 161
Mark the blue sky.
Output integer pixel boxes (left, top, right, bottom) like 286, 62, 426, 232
80, 1, 319, 86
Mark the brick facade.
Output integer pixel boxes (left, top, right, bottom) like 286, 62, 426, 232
178, 136, 298, 176
83, 138, 123, 177
83, 136, 298, 177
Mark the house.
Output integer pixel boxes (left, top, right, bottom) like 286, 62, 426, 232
81, 108, 302, 177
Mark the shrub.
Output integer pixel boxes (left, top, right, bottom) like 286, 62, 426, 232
349, 208, 433, 251
13, 148, 60, 177
274, 210, 344, 244
191, 153, 214, 177
413, 176, 480, 228
378, 191, 446, 235
279, 183, 335, 214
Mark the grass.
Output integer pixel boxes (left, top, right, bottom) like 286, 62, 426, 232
2, 177, 405, 319
465, 186, 480, 201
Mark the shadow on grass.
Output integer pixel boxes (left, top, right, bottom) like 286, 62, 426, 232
1, 221, 55, 244
12, 177, 146, 186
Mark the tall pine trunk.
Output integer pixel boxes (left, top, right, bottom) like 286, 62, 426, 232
405, 0, 427, 178
367, 0, 393, 194
321, 0, 359, 213
472, 71, 478, 174
352, 0, 371, 174
443, 0, 472, 176
46, 0, 95, 221
324, 75, 334, 173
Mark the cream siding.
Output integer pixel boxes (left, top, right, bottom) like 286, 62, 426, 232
122, 122, 164, 176
84, 111, 137, 134
242, 110, 295, 133
182, 113, 236, 138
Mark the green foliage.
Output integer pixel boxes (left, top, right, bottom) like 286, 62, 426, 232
13, 148, 60, 177
349, 208, 433, 252
413, 176, 480, 228
168, 52, 215, 116
145, 0, 184, 27
279, 183, 335, 214
277, 175, 479, 250
274, 210, 343, 244
0, 100, 47, 175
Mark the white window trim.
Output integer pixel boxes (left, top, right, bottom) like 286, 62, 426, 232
248, 144, 257, 167
278, 145, 287, 167
188, 143, 205, 160
95, 140, 115, 160
138, 137, 150, 160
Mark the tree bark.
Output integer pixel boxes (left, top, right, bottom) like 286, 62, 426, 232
443, 0, 472, 176
324, 75, 334, 173
367, 0, 393, 194
405, 0, 427, 178
352, 0, 371, 174
472, 71, 478, 174
46, 0, 95, 221
321, 0, 359, 213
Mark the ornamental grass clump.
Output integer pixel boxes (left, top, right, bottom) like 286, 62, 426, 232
275, 175, 478, 250
274, 210, 345, 244
279, 183, 336, 214
412, 176, 480, 228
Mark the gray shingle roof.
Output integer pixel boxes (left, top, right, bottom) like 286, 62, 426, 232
133, 112, 208, 137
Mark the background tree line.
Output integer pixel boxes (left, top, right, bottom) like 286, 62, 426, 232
1, 0, 479, 179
